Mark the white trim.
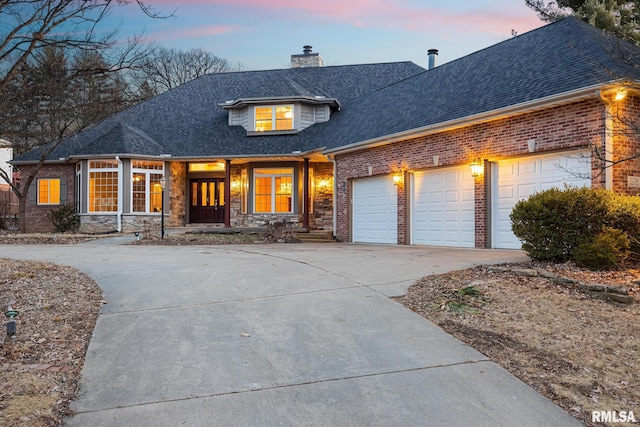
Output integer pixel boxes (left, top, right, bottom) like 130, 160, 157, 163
36, 178, 61, 205
87, 159, 120, 214
253, 167, 295, 213
131, 160, 165, 213
254, 105, 294, 132
75, 163, 82, 213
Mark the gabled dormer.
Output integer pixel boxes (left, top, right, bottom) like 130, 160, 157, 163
220, 95, 340, 136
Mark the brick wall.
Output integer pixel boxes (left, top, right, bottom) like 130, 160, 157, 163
611, 95, 640, 194
22, 164, 76, 233
335, 99, 607, 245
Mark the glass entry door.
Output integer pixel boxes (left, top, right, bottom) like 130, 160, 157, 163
190, 179, 225, 223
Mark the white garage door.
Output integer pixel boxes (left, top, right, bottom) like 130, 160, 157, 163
352, 176, 397, 244
493, 152, 591, 249
411, 167, 475, 247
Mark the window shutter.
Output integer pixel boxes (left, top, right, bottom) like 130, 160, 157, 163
60, 177, 67, 203
28, 181, 37, 205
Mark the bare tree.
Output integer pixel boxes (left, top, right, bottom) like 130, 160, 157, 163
131, 46, 244, 97
0, 0, 170, 232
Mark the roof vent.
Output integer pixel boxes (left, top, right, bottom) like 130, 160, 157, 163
303, 45, 313, 54
427, 49, 438, 70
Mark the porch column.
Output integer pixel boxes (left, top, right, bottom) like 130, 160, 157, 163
303, 158, 310, 229
225, 159, 231, 227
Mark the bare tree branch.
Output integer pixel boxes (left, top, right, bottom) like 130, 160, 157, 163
0, 0, 169, 231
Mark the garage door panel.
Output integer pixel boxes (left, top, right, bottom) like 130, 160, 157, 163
493, 152, 590, 249
412, 167, 475, 247
498, 185, 515, 199
518, 160, 539, 175
353, 177, 397, 244
499, 163, 516, 178
517, 183, 537, 199
444, 190, 460, 203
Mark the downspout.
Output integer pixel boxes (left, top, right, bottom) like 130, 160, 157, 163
116, 156, 123, 232
596, 90, 614, 190
604, 109, 614, 191
330, 156, 337, 239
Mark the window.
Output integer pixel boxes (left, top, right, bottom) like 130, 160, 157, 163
254, 105, 293, 131
254, 168, 293, 213
89, 160, 119, 212
37, 179, 60, 205
132, 161, 164, 213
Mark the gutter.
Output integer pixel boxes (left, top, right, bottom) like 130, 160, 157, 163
12, 151, 330, 165
116, 156, 123, 232
324, 84, 608, 156
330, 156, 337, 239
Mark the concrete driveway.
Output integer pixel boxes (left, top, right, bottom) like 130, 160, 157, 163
0, 242, 580, 426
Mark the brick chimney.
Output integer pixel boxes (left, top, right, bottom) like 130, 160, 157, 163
291, 45, 323, 68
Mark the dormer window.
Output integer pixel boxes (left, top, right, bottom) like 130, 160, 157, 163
255, 105, 293, 131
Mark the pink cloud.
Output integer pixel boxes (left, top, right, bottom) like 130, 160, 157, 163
161, 24, 239, 40
401, 9, 543, 36
144, 0, 543, 39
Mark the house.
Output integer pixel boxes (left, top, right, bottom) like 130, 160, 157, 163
12, 18, 640, 249
11, 49, 425, 233
0, 139, 12, 190
325, 17, 640, 248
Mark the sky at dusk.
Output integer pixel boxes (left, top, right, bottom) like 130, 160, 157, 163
111, 0, 545, 71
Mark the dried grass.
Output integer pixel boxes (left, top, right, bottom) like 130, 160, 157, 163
395, 262, 640, 426
0, 259, 102, 427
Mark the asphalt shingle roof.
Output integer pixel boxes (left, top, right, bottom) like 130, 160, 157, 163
14, 17, 640, 163
318, 17, 640, 150
16, 61, 424, 162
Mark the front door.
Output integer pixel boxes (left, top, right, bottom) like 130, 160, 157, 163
190, 179, 225, 223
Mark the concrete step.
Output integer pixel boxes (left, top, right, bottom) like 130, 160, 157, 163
297, 230, 335, 242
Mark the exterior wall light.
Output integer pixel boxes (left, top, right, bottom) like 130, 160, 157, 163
318, 178, 332, 190
470, 159, 483, 178
393, 172, 403, 185
614, 88, 628, 101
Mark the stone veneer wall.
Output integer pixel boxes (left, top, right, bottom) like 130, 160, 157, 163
310, 162, 333, 230
79, 215, 118, 233
230, 163, 333, 229
168, 162, 187, 227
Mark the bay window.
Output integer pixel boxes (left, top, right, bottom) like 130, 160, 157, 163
132, 161, 164, 213
89, 160, 119, 212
